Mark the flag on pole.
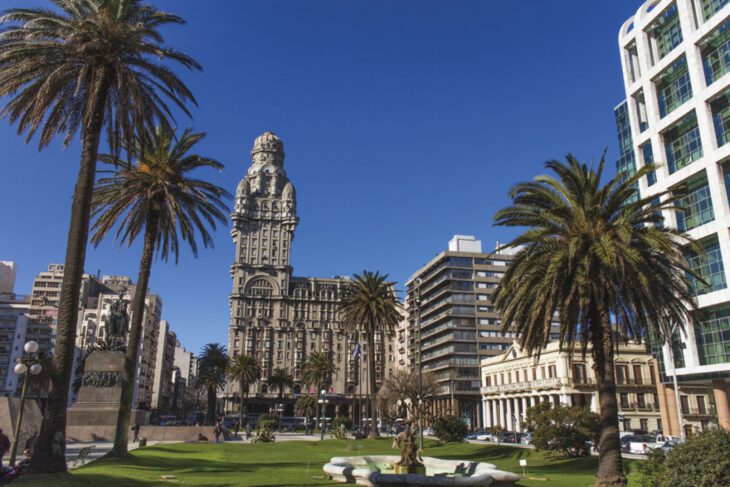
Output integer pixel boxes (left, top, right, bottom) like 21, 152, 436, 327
352, 342, 361, 360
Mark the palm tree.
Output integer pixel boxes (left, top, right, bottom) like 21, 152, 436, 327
492, 155, 697, 487
90, 126, 229, 455
269, 367, 294, 420
198, 343, 228, 426
302, 351, 337, 433
227, 354, 262, 428
339, 271, 401, 438
295, 394, 316, 428
0, 1, 199, 471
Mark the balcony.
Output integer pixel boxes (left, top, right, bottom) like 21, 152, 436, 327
480, 377, 562, 395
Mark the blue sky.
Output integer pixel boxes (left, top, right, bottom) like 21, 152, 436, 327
0, 0, 643, 355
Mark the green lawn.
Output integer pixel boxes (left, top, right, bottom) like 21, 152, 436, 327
14, 439, 644, 487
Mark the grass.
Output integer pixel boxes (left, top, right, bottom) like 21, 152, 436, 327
14, 439, 644, 487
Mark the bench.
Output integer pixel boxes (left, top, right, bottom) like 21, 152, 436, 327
72, 445, 96, 466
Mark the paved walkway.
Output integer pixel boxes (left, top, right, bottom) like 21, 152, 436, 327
65, 440, 161, 470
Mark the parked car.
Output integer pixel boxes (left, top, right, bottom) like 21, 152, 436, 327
518, 432, 533, 445
423, 427, 435, 437
474, 433, 498, 442
500, 432, 518, 444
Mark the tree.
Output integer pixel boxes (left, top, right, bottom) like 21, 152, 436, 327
227, 354, 262, 428
268, 367, 294, 419
301, 351, 337, 430
91, 126, 229, 455
492, 155, 697, 487
339, 271, 401, 438
524, 402, 600, 457
0, 1, 200, 471
432, 416, 468, 443
295, 394, 316, 426
198, 343, 228, 426
378, 369, 438, 425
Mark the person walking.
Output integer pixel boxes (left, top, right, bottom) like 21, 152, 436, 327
131, 423, 141, 443
213, 424, 221, 443
0, 429, 10, 467
245, 422, 252, 441
234, 420, 240, 439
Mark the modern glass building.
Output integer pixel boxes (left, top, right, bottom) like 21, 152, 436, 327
617, 0, 730, 436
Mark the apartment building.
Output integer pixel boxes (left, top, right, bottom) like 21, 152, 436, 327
0, 261, 29, 395
405, 236, 560, 428
617, 0, 730, 434
151, 320, 177, 414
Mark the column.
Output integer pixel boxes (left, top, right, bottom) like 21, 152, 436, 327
483, 400, 491, 428
505, 398, 513, 432
713, 379, 730, 431
521, 396, 529, 428
559, 394, 571, 406
664, 385, 680, 437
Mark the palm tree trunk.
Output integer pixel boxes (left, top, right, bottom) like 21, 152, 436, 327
367, 330, 378, 438
207, 386, 216, 425
239, 380, 245, 429
593, 303, 627, 487
111, 216, 157, 456
30, 70, 110, 473
316, 386, 321, 433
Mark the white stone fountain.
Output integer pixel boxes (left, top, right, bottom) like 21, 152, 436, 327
323, 455, 521, 486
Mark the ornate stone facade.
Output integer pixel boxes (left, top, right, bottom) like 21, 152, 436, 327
228, 132, 397, 415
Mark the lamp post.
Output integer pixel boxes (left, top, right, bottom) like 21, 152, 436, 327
9, 340, 42, 466
414, 277, 424, 451
665, 324, 686, 441
319, 389, 329, 441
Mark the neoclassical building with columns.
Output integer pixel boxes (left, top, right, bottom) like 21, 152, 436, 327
480, 341, 690, 434
226, 132, 397, 418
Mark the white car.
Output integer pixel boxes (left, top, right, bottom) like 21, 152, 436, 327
475, 433, 499, 442
423, 427, 435, 436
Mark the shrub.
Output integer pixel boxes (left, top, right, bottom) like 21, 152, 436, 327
432, 415, 468, 443
640, 428, 730, 487
638, 448, 665, 487
330, 424, 349, 439
253, 423, 276, 443
524, 402, 599, 457
332, 416, 353, 431
258, 413, 278, 430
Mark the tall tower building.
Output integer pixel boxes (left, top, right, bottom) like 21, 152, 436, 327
228, 132, 397, 417
405, 236, 560, 428
617, 0, 730, 435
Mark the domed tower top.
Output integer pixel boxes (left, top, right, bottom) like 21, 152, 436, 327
251, 131, 285, 167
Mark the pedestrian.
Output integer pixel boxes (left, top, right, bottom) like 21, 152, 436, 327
213, 424, 221, 443
131, 423, 141, 443
234, 420, 240, 438
0, 429, 10, 467
245, 422, 252, 441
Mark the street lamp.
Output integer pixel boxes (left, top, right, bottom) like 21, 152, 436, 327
665, 324, 686, 441
10, 341, 42, 466
318, 389, 329, 441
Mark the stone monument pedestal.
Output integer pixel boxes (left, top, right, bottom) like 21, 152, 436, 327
67, 350, 147, 441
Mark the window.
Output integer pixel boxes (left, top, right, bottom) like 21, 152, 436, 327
656, 57, 692, 117
702, 20, 730, 84
634, 91, 649, 132
711, 90, 730, 146
680, 395, 690, 414
674, 171, 714, 231
664, 113, 703, 173
573, 363, 587, 384
620, 393, 630, 409
640, 418, 649, 431
637, 393, 647, 409
616, 365, 629, 384
651, 4, 683, 61
641, 143, 657, 185
698, 395, 707, 414
702, 0, 729, 21
626, 41, 641, 83
694, 305, 730, 365
685, 235, 727, 295
633, 365, 644, 385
